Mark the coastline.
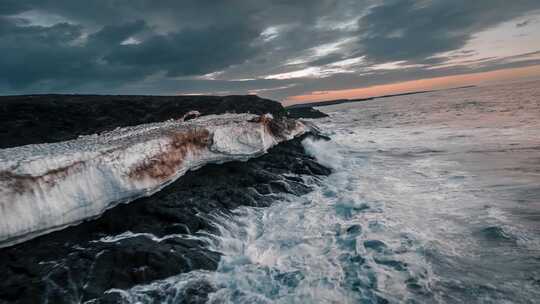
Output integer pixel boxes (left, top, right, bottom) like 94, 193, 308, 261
0, 95, 331, 303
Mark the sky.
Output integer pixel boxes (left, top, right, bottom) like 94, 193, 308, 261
1, 0, 540, 105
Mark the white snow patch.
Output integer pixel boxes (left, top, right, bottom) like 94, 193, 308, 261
0, 113, 307, 247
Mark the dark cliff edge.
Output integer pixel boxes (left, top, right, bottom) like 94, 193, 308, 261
286, 106, 329, 119
0, 94, 331, 303
0, 94, 287, 149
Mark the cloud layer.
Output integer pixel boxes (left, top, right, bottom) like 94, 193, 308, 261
1, 0, 539, 100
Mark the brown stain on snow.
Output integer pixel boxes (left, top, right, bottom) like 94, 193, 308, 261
0, 115, 299, 193
0, 161, 85, 194
249, 115, 298, 140
128, 128, 211, 180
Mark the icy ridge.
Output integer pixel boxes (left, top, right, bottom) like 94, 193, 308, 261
0, 113, 307, 247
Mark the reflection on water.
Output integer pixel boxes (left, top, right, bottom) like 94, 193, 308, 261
119, 80, 540, 303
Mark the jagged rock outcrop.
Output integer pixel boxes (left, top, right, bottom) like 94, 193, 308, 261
0, 134, 330, 303
0, 94, 287, 149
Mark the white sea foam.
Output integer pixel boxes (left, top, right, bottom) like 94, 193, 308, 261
116, 81, 540, 303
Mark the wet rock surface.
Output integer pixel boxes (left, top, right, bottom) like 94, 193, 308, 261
0, 95, 330, 303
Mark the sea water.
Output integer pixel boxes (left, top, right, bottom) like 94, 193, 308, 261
118, 80, 540, 303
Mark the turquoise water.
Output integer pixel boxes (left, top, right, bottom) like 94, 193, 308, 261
118, 80, 540, 303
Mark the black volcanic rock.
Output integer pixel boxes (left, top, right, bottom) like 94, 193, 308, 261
0, 94, 331, 303
0, 94, 287, 149
0, 134, 330, 303
286, 107, 329, 119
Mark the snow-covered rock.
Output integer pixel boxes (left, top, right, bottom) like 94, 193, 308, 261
0, 113, 307, 247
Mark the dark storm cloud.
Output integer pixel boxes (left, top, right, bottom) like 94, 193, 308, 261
104, 23, 260, 77
88, 20, 148, 45
0, 0, 345, 91
357, 0, 540, 64
516, 20, 531, 28
0, 0, 539, 99
0, 13, 261, 90
0, 1, 30, 16
0, 16, 145, 90
307, 53, 348, 67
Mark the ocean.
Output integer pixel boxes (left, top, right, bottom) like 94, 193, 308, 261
116, 80, 540, 303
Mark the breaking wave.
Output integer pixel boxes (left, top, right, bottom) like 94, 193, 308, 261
108, 82, 540, 303
109, 138, 428, 303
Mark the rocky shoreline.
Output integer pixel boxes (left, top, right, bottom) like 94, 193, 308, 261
0, 95, 287, 149
0, 95, 330, 303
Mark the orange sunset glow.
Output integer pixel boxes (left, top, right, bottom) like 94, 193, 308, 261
285, 65, 540, 105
